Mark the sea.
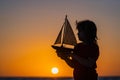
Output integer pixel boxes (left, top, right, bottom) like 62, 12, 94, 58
0, 77, 120, 80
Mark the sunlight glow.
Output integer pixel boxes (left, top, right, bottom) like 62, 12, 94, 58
51, 67, 59, 74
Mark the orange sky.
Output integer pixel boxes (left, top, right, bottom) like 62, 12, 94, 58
0, 0, 120, 77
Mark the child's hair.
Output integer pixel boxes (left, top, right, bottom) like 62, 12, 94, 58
76, 20, 98, 43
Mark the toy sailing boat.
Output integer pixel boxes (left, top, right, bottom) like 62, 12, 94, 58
52, 15, 77, 51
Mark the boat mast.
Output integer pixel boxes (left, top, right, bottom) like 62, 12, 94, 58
61, 15, 68, 47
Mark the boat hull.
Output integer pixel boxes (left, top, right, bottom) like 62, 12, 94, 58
51, 45, 73, 52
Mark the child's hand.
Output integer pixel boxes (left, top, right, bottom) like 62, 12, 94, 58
56, 49, 69, 59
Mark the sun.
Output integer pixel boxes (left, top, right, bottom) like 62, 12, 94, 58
51, 67, 59, 74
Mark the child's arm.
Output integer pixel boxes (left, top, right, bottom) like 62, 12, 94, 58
63, 56, 75, 68
70, 54, 96, 68
56, 50, 75, 68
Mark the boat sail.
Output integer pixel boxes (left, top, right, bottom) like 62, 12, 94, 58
52, 15, 77, 51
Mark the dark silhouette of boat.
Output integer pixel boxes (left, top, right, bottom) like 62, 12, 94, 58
52, 15, 77, 52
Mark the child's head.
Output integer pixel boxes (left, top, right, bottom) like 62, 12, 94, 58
76, 20, 97, 43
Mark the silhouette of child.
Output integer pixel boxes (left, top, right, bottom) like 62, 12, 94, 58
56, 20, 99, 80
